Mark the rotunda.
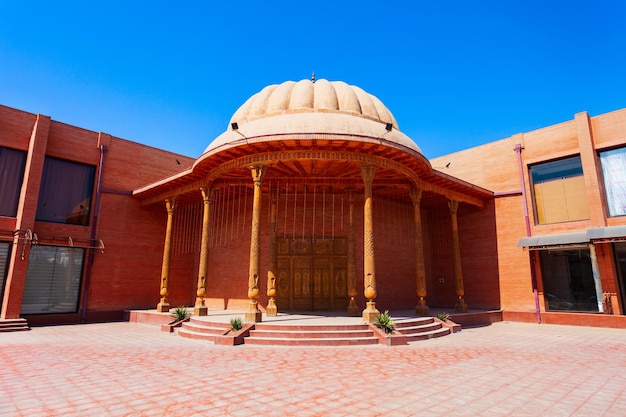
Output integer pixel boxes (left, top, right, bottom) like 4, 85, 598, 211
134, 79, 492, 322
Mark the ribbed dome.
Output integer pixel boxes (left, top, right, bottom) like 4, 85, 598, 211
229, 79, 399, 129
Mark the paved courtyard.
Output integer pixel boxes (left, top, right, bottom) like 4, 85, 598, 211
1, 320, 625, 416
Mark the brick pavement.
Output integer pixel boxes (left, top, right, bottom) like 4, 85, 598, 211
1, 321, 625, 416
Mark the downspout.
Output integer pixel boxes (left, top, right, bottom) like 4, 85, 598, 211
588, 244, 604, 313
514, 144, 541, 324
80, 144, 107, 323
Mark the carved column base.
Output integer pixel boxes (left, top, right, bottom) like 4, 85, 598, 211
347, 298, 360, 316
193, 297, 208, 316
455, 296, 468, 313
194, 306, 208, 316
245, 301, 263, 323
266, 298, 278, 317
156, 300, 170, 313
415, 298, 429, 315
362, 301, 380, 323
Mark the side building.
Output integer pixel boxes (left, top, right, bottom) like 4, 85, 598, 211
0, 105, 194, 325
432, 109, 626, 327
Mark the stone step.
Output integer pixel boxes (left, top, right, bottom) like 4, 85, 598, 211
253, 323, 370, 332
405, 327, 451, 342
177, 328, 220, 342
177, 319, 230, 342
244, 335, 380, 346
394, 321, 443, 333
245, 322, 378, 346
394, 317, 436, 328
0, 318, 30, 332
249, 328, 374, 339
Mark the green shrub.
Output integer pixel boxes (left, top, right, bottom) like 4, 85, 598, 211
170, 306, 191, 322
230, 317, 243, 332
436, 312, 450, 322
374, 310, 395, 334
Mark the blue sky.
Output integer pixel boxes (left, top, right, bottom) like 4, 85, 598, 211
1, 1, 625, 159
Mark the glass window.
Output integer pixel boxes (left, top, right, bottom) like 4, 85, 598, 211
36, 157, 95, 226
530, 156, 590, 224
0, 147, 27, 217
0, 243, 10, 310
21, 245, 84, 315
599, 147, 626, 217
540, 248, 598, 312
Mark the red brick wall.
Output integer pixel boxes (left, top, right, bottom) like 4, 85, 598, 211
432, 108, 626, 316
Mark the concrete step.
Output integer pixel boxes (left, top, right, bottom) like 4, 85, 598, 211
249, 328, 374, 339
244, 335, 380, 346
177, 319, 230, 342
394, 317, 436, 328
245, 322, 378, 346
405, 327, 451, 342
0, 318, 30, 332
392, 317, 453, 342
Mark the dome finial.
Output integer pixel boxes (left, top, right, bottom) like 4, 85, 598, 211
311, 72, 315, 83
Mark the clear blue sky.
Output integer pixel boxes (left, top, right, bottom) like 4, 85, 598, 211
1, 1, 625, 159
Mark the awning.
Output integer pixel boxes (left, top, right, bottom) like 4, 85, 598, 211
518, 226, 626, 248
517, 232, 588, 248
586, 226, 626, 241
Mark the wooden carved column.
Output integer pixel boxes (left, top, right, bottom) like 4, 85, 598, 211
266, 188, 278, 316
361, 165, 380, 323
194, 187, 212, 316
246, 165, 266, 323
410, 188, 429, 315
448, 200, 468, 312
347, 188, 359, 316
157, 198, 176, 313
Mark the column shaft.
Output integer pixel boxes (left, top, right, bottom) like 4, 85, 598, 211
360, 165, 379, 323
411, 188, 429, 315
157, 198, 176, 312
266, 189, 278, 316
194, 187, 212, 316
347, 189, 359, 315
246, 165, 266, 323
448, 200, 468, 312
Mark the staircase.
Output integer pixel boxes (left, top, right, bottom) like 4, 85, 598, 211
174, 315, 456, 346
245, 323, 379, 346
177, 318, 230, 342
0, 318, 30, 332
394, 317, 451, 341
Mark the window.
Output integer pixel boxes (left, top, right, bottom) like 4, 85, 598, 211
530, 156, 590, 224
0, 147, 27, 217
36, 157, 95, 226
21, 245, 84, 315
599, 147, 626, 217
540, 248, 598, 312
0, 243, 10, 310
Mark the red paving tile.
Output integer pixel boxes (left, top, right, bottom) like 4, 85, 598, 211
1, 321, 626, 416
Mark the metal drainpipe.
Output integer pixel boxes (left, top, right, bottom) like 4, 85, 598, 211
514, 144, 542, 324
80, 144, 107, 323
588, 244, 604, 313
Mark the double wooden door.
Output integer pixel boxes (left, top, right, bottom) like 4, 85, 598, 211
276, 237, 348, 311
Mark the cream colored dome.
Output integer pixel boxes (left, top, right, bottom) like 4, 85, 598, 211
203, 79, 422, 156
230, 79, 399, 129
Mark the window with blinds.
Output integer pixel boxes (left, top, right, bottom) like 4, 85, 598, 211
530, 156, 590, 224
21, 245, 84, 315
599, 147, 626, 217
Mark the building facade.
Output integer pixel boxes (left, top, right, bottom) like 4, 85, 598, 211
432, 109, 626, 326
1, 80, 625, 328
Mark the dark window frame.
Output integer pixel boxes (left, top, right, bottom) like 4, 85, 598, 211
35, 156, 96, 226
